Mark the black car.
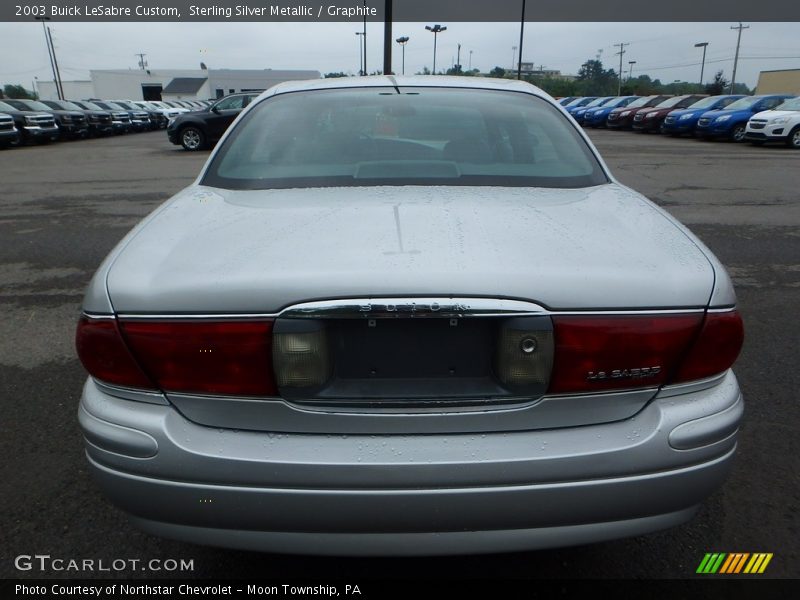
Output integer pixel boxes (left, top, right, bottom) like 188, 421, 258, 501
113, 100, 164, 130
0, 100, 59, 144
167, 93, 259, 150
42, 99, 113, 137
90, 100, 148, 132
91, 100, 150, 132
73, 100, 131, 134
0, 111, 20, 148
4, 98, 88, 139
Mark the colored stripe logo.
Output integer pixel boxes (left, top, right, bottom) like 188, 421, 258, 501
697, 553, 773, 574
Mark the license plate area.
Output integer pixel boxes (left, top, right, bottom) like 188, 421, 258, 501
317, 317, 505, 403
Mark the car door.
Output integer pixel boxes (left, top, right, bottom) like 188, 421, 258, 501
206, 95, 250, 140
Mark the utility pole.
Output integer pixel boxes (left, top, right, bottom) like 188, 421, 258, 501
383, 0, 392, 75
47, 26, 64, 100
135, 53, 148, 70
35, 16, 59, 100
469, 50, 473, 71
456, 43, 461, 73
517, 0, 526, 80
729, 23, 749, 94
614, 42, 629, 96
511, 46, 517, 72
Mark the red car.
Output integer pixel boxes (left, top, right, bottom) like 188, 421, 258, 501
632, 95, 708, 132
606, 95, 672, 130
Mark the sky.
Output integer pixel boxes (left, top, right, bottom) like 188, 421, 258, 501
1, 21, 798, 91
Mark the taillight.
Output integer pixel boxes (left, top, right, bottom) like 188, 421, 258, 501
673, 310, 743, 383
75, 316, 156, 390
548, 314, 703, 395
119, 320, 277, 396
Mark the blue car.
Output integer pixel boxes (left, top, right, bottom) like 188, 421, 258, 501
563, 96, 598, 113
696, 94, 795, 142
570, 97, 615, 124
661, 95, 744, 136
583, 96, 639, 128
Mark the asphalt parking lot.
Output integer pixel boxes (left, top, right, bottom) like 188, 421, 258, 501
1, 130, 797, 580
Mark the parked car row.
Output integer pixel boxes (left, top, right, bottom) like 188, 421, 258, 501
0, 98, 214, 149
559, 93, 800, 148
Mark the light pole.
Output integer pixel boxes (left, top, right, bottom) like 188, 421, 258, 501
362, 0, 367, 75
355, 32, 364, 75
425, 24, 446, 74
694, 42, 708, 85
469, 50, 473, 71
628, 60, 636, 81
396, 36, 409, 75
511, 46, 517, 71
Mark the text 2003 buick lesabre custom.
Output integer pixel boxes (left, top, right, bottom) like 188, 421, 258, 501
76, 76, 743, 555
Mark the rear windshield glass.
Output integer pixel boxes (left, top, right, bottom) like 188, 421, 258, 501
203, 87, 608, 190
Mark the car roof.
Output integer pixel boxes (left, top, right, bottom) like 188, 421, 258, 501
263, 75, 550, 100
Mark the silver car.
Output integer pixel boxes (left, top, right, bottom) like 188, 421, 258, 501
76, 76, 744, 555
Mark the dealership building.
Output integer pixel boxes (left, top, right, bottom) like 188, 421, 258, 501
37, 67, 321, 101
755, 68, 800, 95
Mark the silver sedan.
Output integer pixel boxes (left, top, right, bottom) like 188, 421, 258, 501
76, 76, 744, 555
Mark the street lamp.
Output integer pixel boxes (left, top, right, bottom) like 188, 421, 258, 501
511, 46, 517, 71
355, 32, 364, 75
628, 60, 637, 81
424, 24, 446, 74
396, 36, 409, 75
694, 42, 709, 85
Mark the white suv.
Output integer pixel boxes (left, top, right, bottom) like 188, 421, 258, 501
745, 96, 800, 148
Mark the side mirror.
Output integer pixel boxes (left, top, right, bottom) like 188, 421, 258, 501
211, 106, 220, 114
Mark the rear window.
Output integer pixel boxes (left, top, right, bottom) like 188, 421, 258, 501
203, 87, 608, 190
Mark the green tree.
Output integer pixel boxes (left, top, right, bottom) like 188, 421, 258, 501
576, 59, 618, 95
705, 70, 729, 96
3, 84, 35, 99
323, 72, 349, 78
489, 66, 506, 78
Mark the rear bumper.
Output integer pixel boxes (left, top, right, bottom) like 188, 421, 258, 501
79, 371, 743, 555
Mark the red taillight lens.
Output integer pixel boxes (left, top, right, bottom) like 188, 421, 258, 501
119, 320, 277, 396
75, 316, 157, 390
548, 314, 703, 395
673, 310, 743, 383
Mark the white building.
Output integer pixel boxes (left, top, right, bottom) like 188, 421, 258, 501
37, 68, 320, 101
